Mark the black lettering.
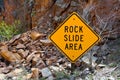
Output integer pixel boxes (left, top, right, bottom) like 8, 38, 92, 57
80, 35, 84, 42
75, 35, 79, 41
74, 43, 77, 50
74, 26, 78, 33
79, 26, 83, 32
72, 35, 74, 41
69, 43, 73, 50
65, 43, 68, 50
65, 26, 68, 33
69, 26, 73, 33
68, 35, 73, 41
65, 43, 83, 50
64, 34, 68, 41
79, 44, 82, 50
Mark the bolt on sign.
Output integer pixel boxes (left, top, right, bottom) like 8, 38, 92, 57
49, 12, 100, 63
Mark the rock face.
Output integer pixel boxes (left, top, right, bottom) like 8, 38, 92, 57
85, 0, 120, 38
32, 0, 54, 27
35, 0, 120, 39
0, 0, 33, 30
0, 0, 120, 38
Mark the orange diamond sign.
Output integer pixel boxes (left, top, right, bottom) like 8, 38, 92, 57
49, 12, 100, 63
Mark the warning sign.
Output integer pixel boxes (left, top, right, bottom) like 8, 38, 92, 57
49, 12, 100, 63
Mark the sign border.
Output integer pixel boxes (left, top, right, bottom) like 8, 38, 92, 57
49, 12, 100, 63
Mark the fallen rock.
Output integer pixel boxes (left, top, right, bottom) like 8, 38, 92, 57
46, 75, 54, 80
26, 51, 35, 63
16, 43, 25, 49
40, 67, 52, 77
26, 73, 32, 79
46, 56, 57, 65
0, 74, 6, 80
17, 49, 29, 58
12, 68, 23, 75
0, 46, 19, 62
40, 39, 52, 46
30, 31, 46, 40
32, 53, 41, 66
31, 68, 39, 79
13, 53, 22, 60
96, 64, 106, 69
2, 66, 13, 74
7, 68, 23, 77
37, 60, 46, 69
9, 34, 21, 44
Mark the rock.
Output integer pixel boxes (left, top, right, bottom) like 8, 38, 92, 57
46, 56, 57, 65
50, 66, 61, 72
16, 43, 25, 49
0, 62, 6, 67
26, 73, 32, 79
26, 51, 35, 63
108, 76, 115, 80
82, 55, 97, 67
46, 76, 54, 80
46, 60, 53, 66
32, 54, 41, 66
12, 77, 17, 80
37, 60, 46, 69
21, 36, 28, 42
13, 68, 23, 75
40, 39, 52, 45
0, 45, 18, 62
96, 64, 106, 69
13, 53, 22, 60
31, 68, 39, 79
18, 49, 29, 58
40, 67, 52, 77
30, 31, 45, 40
57, 58, 65, 64
2, 66, 13, 74
76, 78, 83, 80
0, 42, 6, 47
0, 68, 4, 74
7, 68, 23, 77
0, 74, 6, 80
9, 34, 21, 44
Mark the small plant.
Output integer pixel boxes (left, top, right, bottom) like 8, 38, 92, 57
0, 21, 22, 41
55, 71, 70, 80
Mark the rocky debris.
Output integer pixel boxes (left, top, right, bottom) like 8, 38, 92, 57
0, 0, 120, 79
0, 31, 92, 79
0, 73, 6, 80
0, 30, 71, 79
40, 67, 52, 78
31, 68, 39, 79
0, 31, 55, 65
30, 31, 46, 40
26, 73, 33, 80
93, 67, 116, 80
2, 66, 13, 74
0, 45, 19, 62
40, 39, 52, 46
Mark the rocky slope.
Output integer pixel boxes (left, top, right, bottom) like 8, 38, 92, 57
0, 0, 120, 80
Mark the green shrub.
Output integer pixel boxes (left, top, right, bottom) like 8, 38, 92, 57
0, 21, 22, 41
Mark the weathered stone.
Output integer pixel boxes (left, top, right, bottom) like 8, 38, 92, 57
0, 45, 19, 62
30, 31, 45, 40
0, 74, 6, 80
40, 67, 52, 77
40, 39, 52, 45
31, 68, 39, 79
16, 43, 25, 49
